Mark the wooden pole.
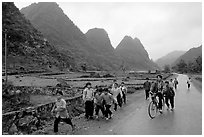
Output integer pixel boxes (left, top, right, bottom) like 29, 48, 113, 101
5, 30, 7, 86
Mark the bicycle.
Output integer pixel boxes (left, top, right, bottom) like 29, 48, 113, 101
148, 92, 165, 119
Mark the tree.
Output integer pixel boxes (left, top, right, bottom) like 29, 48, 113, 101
177, 59, 187, 73
195, 56, 202, 72
164, 65, 170, 73
187, 62, 195, 73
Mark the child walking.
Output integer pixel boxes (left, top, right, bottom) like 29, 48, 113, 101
163, 81, 175, 111
51, 92, 75, 133
94, 87, 105, 119
101, 88, 117, 120
83, 82, 95, 120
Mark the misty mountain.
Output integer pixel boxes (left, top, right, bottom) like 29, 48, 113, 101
2, 2, 75, 73
85, 28, 121, 70
156, 51, 186, 69
173, 45, 202, 65
20, 2, 159, 71
115, 36, 159, 71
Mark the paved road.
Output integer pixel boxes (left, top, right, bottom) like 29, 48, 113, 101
74, 74, 202, 135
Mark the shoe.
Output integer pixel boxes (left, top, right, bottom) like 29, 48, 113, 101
167, 107, 170, 110
109, 114, 113, 119
159, 109, 163, 113
95, 116, 99, 119
105, 117, 109, 120
89, 116, 94, 120
171, 108, 174, 111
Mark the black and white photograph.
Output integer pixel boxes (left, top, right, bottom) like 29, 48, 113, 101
2, 1, 202, 135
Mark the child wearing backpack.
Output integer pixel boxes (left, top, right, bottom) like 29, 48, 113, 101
163, 81, 175, 111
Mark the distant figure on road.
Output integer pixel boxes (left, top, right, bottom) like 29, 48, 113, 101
83, 82, 95, 120
101, 88, 116, 120
143, 78, 151, 100
51, 92, 75, 133
120, 82, 128, 104
187, 78, 191, 89
150, 75, 165, 113
173, 78, 179, 89
163, 81, 175, 111
94, 87, 105, 119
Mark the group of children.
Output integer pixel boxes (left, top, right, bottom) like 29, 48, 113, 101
82, 80, 128, 121
50, 80, 128, 134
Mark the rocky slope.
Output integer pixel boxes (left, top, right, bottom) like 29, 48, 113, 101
2, 2, 75, 73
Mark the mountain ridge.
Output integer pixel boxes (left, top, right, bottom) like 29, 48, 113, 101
156, 50, 186, 69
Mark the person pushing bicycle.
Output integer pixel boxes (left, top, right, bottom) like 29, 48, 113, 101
150, 75, 165, 113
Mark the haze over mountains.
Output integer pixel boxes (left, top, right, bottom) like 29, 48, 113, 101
173, 45, 202, 65
155, 45, 202, 69
20, 2, 158, 71
156, 51, 186, 69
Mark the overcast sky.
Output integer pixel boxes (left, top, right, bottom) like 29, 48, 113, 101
15, 2, 202, 60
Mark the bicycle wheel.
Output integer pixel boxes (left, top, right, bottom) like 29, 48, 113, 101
148, 101, 158, 119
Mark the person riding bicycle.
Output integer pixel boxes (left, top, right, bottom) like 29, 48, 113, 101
150, 75, 165, 113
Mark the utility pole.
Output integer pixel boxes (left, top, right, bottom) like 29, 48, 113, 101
4, 29, 7, 86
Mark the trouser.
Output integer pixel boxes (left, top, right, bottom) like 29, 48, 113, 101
85, 100, 94, 118
156, 92, 163, 110
165, 96, 174, 109
188, 84, 190, 88
117, 94, 122, 107
113, 97, 118, 111
54, 116, 73, 132
145, 90, 150, 99
122, 92, 126, 104
104, 105, 112, 118
174, 84, 177, 89
95, 104, 105, 116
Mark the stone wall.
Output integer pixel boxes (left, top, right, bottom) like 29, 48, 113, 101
5, 86, 79, 97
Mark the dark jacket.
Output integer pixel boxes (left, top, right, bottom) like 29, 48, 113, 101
150, 81, 164, 93
144, 81, 151, 91
164, 86, 175, 97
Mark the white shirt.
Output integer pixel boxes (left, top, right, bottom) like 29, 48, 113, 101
83, 88, 94, 101
55, 98, 68, 118
111, 87, 123, 99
